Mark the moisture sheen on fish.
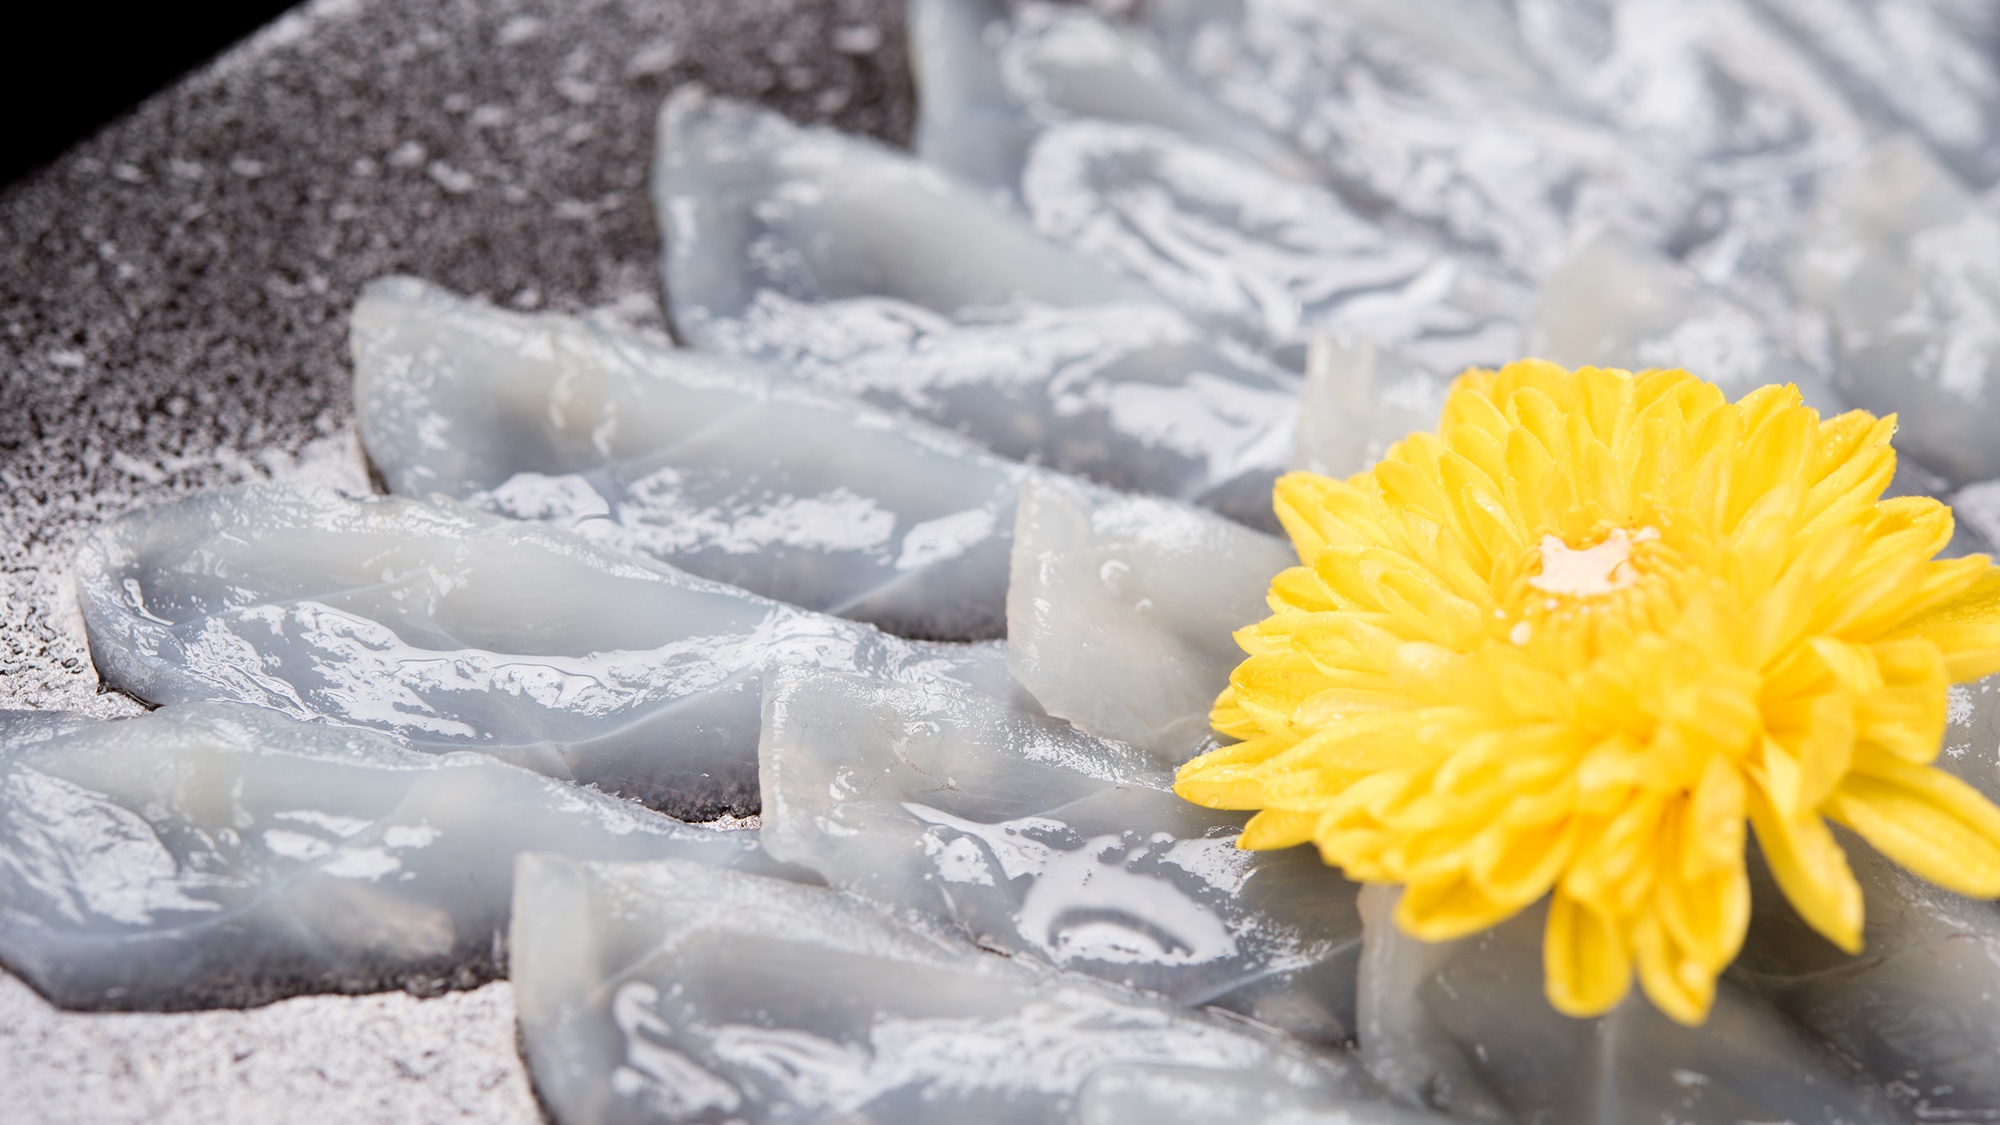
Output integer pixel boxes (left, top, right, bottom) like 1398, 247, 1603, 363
1353, 886, 1897, 1124
351, 275, 1027, 641
653, 84, 1297, 530
913, 0, 1529, 376
510, 854, 1379, 1125
1143, 0, 1701, 281
1787, 135, 2000, 486
0, 702, 804, 1012
1732, 828, 2000, 1121
759, 668, 1367, 1043
1007, 474, 1293, 763
911, 0, 1309, 201
1527, 228, 1842, 413
73, 484, 1021, 818
1750, 0, 2000, 190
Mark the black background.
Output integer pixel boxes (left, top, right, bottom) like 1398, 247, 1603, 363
6, 2, 300, 186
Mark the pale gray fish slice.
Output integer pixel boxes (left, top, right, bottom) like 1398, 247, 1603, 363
0, 702, 810, 1012
1749, 0, 2000, 191
511, 854, 1384, 1125
1731, 825, 2000, 1121
1526, 227, 1844, 412
1787, 135, 2000, 487
912, 0, 1531, 376
1504, 0, 1865, 174
351, 275, 1032, 641
759, 666, 1368, 1045
1074, 1063, 1442, 1125
73, 483, 1023, 819
1142, 0, 1703, 281
909, 0, 1311, 205
1354, 886, 1899, 1124
653, 85, 1297, 532
1006, 473, 1293, 765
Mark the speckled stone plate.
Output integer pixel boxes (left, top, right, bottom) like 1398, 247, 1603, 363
0, 0, 917, 1117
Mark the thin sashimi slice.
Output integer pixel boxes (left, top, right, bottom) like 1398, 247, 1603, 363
1144, 0, 1702, 280
1527, 228, 1842, 411
654, 86, 1296, 529
0, 702, 806, 1011
1074, 1064, 1439, 1125
1354, 886, 1897, 1123
351, 276, 1029, 640
910, 0, 1309, 201
74, 484, 1021, 818
759, 667, 1366, 1043
913, 0, 1529, 374
1289, 334, 1449, 479
510, 854, 1382, 1124
1732, 835, 2000, 1120
1007, 474, 1292, 763
1751, 0, 2000, 190
1787, 135, 2000, 486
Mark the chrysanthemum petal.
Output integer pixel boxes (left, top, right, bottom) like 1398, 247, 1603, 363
1236, 808, 1319, 850
1632, 911, 1715, 1026
1890, 567, 2000, 681
1395, 873, 1517, 941
1827, 750, 2000, 897
1746, 787, 1863, 953
1544, 890, 1632, 1018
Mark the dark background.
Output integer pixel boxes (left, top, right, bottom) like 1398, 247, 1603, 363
6, 2, 301, 185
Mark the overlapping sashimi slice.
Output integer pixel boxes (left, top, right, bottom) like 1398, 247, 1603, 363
1527, 228, 1842, 411
351, 276, 1029, 640
759, 668, 1366, 1043
1788, 135, 2000, 486
654, 86, 1296, 529
1006, 474, 1291, 763
909, 0, 1306, 200
1143, 0, 1700, 280
911, 0, 1529, 376
1750, 0, 2000, 190
510, 854, 1386, 1124
74, 485, 1021, 817
0, 702, 806, 1011
1073, 1064, 1437, 1125
1731, 834, 2000, 1120
1354, 886, 1898, 1123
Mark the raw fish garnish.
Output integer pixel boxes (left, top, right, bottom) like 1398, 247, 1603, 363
1175, 359, 2000, 1025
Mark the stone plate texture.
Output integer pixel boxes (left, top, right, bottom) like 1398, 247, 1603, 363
0, 0, 922, 1118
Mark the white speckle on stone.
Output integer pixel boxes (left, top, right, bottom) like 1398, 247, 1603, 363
832, 24, 883, 55
496, 15, 543, 46
426, 161, 477, 195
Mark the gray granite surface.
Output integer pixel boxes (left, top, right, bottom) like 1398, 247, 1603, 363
0, 0, 914, 1117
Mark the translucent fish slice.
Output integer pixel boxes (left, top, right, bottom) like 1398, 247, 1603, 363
910, 0, 1313, 200
1144, 0, 1701, 280
759, 667, 1367, 1043
914, 0, 1530, 375
511, 854, 1381, 1124
1787, 135, 2000, 486
352, 276, 1026, 640
0, 702, 806, 1011
1354, 886, 1898, 1123
1751, 0, 2000, 190
1528, 227, 1842, 412
74, 484, 1021, 818
1732, 834, 2000, 1120
654, 85, 1297, 530
1007, 474, 1293, 764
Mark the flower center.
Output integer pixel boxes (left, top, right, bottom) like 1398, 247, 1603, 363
1528, 527, 1659, 598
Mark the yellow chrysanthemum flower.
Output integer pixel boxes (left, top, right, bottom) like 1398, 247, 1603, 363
1177, 360, 2000, 1025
